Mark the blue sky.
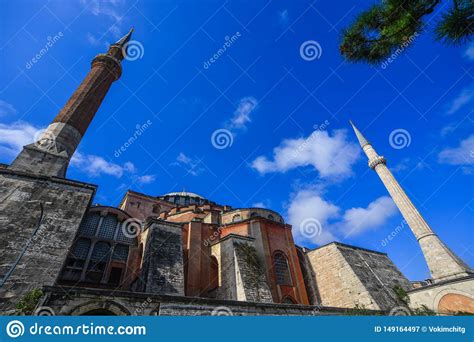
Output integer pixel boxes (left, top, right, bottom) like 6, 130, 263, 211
0, 0, 473, 281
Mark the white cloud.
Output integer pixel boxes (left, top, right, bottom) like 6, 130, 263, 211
86, 33, 102, 46
0, 121, 42, 158
438, 135, 474, 166
252, 129, 360, 180
81, 0, 125, 43
229, 96, 258, 130
287, 187, 339, 245
82, 0, 123, 22
172, 152, 204, 176
287, 186, 398, 246
464, 43, 474, 61
71, 152, 135, 178
252, 201, 270, 208
447, 83, 474, 115
339, 196, 398, 237
0, 100, 17, 116
135, 174, 156, 184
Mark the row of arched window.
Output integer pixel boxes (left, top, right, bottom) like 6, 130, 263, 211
231, 212, 279, 222
60, 210, 136, 287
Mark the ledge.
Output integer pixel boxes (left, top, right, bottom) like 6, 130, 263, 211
42, 285, 382, 314
0, 167, 97, 191
308, 241, 388, 256
407, 274, 474, 293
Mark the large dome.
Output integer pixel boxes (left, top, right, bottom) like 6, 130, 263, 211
162, 191, 204, 199
159, 191, 208, 206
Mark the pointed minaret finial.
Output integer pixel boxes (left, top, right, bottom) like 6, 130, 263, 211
349, 120, 370, 148
114, 27, 134, 47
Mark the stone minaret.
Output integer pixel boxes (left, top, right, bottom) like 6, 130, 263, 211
10, 28, 134, 177
350, 121, 472, 282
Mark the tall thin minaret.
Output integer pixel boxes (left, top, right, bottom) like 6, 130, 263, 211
10, 28, 134, 177
350, 120, 472, 282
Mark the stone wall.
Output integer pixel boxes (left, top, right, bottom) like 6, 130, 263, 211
211, 234, 272, 303
408, 276, 474, 314
306, 242, 410, 311
0, 169, 95, 313
139, 218, 184, 296
39, 286, 357, 316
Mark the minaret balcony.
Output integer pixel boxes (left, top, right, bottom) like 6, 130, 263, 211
368, 156, 386, 169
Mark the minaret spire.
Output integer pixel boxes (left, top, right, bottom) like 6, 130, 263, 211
349, 120, 369, 148
10, 29, 134, 177
115, 27, 134, 47
350, 120, 472, 282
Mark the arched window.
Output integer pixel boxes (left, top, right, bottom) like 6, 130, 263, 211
86, 242, 111, 283
79, 213, 100, 236
209, 256, 219, 291
250, 212, 258, 217
72, 238, 91, 259
61, 238, 91, 281
273, 251, 292, 285
152, 204, 160, 214
98, 215, 117, 240
60, 210, 137, 288
268, 214, 275, 220
232, 214, 241, 222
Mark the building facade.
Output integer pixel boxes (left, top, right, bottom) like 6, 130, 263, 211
0, 30, 472, 316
